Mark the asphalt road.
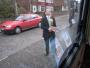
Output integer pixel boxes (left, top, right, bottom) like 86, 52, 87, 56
0, 15, 78, 68
0, 28, 42, 61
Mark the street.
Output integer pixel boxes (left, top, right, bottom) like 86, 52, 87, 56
0, 15, 78, 68
0, 28, 42, 60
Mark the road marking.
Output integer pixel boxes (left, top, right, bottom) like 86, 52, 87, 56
57, 24, 69, 31
0, 56, 9, 62
0, 38, 42, 62
62, 31, 72, 47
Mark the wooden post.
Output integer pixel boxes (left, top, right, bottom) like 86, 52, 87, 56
29, 0, 32, 13
14, 0, 18, 16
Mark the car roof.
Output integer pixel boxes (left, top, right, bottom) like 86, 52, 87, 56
20, 14, 39, 16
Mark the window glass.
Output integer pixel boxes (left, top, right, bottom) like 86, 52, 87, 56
15, 15, 24, 21
0, 0, 83, 68
32, 0, 38, 2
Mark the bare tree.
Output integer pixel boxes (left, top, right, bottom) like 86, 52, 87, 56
0, 0, 15, 17
12, 0, 18, 16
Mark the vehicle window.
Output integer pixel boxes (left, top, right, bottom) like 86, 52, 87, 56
15, 15, 32, 21
0, 0, 83, 68
23, 15, 32, 20
15, 16, 23, 21
15, 14, 39, 21
31, 15, 37, 19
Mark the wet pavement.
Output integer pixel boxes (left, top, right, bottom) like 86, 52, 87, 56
0, 40, 55, 68
0, 15, 78, 68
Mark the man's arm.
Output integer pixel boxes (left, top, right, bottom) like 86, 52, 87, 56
41, 17, 49, 31
53, 17, 56, 27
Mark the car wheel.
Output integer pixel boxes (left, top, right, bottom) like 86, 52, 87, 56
15, 27, 21, 34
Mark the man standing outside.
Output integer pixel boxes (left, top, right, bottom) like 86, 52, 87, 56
41, 10, 56, 56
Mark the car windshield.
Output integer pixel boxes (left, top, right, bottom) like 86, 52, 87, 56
15, 15, 24, 21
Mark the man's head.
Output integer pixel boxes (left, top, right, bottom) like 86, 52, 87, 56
45, 9, 52, 16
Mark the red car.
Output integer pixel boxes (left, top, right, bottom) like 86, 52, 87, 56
0, 14, 42, 34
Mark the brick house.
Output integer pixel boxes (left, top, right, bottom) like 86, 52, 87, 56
53, 0, 64, 12
16, 0, 64, 14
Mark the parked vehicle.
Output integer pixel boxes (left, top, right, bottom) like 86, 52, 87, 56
0, 14, 42, 34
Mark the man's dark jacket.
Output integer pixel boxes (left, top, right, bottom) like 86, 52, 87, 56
41, 15, 56, 39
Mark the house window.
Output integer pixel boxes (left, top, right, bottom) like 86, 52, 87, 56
41, 6, 45, 11
32, 0, 37, 2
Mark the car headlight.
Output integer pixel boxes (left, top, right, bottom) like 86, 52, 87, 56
6, 25, 12, 28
